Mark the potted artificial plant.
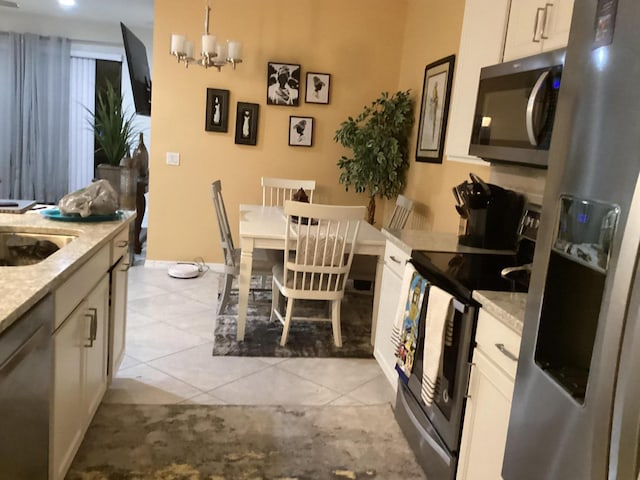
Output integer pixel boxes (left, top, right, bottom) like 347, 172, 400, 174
334, 90, 414, 225
88, 81, 137, 203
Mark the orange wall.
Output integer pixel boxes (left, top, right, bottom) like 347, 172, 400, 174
148, 0, 488, 263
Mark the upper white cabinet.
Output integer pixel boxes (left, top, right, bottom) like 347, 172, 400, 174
503, 0, 575, 62
444, 0, 511, 163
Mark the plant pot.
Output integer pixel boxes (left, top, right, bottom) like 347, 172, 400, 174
96, 164, 137, 210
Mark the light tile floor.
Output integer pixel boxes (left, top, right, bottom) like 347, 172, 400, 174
103, 264, 396, 407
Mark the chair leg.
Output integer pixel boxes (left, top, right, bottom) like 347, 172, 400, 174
280, 298, 295, 346
270, 278, 278, 322
217, 273, 234, 315
331, 300, 342, 347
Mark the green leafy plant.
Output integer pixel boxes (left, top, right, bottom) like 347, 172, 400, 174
87, 81, 137, 166
334, 90, 414, 225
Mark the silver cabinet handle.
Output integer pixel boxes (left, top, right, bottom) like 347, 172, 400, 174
84, 307, 98, 348
541, 3, 553, 39
495, 343, 519, 362
465, 361, 476, 399
116, 240, 128, 248
526, 70, 550, 146
389, 255, 402, 264
532, 7, 545, 42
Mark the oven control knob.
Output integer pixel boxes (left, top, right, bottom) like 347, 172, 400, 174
442, 389, 449, 403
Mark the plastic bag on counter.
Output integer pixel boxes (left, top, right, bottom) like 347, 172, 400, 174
58, 179, 118, 217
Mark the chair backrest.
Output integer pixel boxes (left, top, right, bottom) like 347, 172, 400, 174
387, 194, 414, 230
210, 180, 236, 268
261, 177, 316, 206
282, 200, 366, 298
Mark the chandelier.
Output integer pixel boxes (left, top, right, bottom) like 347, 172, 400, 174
169, 1, 243, 71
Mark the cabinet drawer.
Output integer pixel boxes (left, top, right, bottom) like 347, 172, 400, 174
475, 309, 522, 380
110, 227, 129, 265
54, 245, 109, 330
384, 240, 410, 277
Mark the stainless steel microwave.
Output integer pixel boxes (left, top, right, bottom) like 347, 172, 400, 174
469, 49, 565, 169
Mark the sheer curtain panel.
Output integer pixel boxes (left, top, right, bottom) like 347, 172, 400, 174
0, 32, 71, 203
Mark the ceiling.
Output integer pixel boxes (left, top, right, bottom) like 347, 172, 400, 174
2, 0, 154, 29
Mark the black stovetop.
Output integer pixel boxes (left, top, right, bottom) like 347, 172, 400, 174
411, 249, 529, 302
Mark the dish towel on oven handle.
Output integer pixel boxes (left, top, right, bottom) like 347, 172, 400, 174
420, 285, 454, 407
392, 263, 429, 384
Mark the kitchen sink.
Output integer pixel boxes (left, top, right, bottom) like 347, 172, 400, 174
0, 230, 78, 266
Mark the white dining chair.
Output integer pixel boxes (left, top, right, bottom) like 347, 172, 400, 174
387, 194, 414, 230
211, 180, 273, 315
271, 200, 366, 346
349, 194, 415, 285
261, 177, 316, 206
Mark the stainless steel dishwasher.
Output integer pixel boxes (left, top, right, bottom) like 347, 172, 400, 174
0, 294, 53, 480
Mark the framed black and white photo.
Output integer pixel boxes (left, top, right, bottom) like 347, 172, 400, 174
289, 116, 313, 147
205, 88, 230, 132
305, 72, 330, 104
234, 102, 259, 146
267, 62, 301, 106
416, 55, 455, 163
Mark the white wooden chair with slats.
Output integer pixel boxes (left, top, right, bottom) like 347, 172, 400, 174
349, 194, 414, 284
261, 177, 316, 206
271, 201, 366, 346
211, 180, 273, 315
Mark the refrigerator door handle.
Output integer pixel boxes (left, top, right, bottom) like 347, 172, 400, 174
526, 71, 550, 146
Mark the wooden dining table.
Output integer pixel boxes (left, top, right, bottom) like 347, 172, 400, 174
237, 204, 387, 344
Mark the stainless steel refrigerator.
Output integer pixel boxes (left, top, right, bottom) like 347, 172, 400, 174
502, 0, 640, 479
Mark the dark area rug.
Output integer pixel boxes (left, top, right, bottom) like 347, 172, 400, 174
213, 290, 374, 358
66, 403, 427, 480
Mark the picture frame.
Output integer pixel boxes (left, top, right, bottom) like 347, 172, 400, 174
289, 116, 313, 147
416, 55, 455, 163
305, 72, 331, 104
267, 62, 301, 106
234, 102, 259, 146
205, 88, 230, 132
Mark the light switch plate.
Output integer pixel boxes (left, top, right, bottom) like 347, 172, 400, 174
166, 152, 180, 166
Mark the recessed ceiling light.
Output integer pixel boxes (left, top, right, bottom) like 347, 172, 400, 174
58, 0, 76, 7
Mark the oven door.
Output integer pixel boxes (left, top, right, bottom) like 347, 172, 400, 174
406, 294, 477, 453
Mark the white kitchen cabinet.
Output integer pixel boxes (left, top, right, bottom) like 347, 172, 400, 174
374, 239, 411, 391
444, 0, 510, 163
108, 227, 130, 380
503, 0, 575, 62
51, 274, 109, 480
457, 309, 522, 480
50, 226, 130, 480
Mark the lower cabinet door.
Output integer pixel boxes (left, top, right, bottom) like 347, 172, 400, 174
373, 262, 402, 390
51, 301, 86, 480
457, 349, 515, 480
83, 275, 109, 419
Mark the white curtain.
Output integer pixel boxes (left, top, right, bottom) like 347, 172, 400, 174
68, 56, 96, 193
0, 32, 71, 203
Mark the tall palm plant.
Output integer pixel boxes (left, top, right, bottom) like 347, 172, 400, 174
88, 81, 137, 166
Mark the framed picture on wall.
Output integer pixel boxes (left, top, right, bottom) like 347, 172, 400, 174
289, 116, 313, 147
305, 72, 331, 104
205, 88, 230, 132
267, 62, 301, 106
416, 55, 455, 163
234, 102, 259, 146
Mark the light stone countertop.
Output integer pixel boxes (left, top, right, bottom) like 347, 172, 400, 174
472, 290, 527, 334
0, 209, 134, 335
382, 228, 526, 334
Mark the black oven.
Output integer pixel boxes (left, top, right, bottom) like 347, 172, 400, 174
395, 250, 528, 480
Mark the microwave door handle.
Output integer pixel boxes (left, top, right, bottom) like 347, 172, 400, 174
526, 70, 550, 146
